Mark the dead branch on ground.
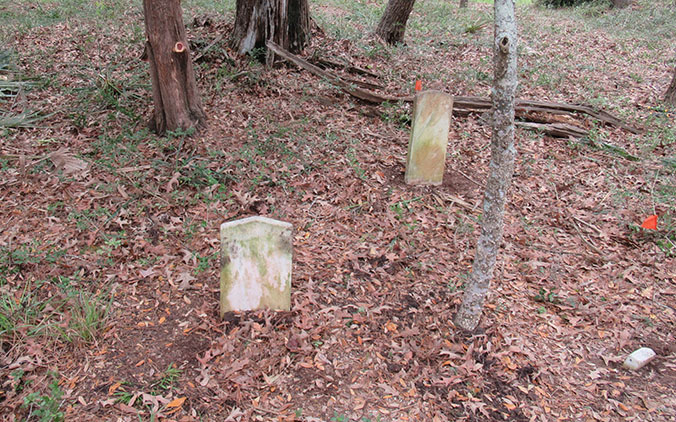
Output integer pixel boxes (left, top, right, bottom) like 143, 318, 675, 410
267, 42, 642, 140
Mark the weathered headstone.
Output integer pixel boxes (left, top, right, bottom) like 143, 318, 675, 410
220, 216, 293, 316
405, 90, 453, 186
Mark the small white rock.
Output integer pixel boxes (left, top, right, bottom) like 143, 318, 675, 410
623, 347, 656, 370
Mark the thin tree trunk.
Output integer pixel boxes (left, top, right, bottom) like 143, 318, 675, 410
231, 0, 310, 62
142, 0, 205, 135
375, 0, 416, 45
665, 66, 676, 106
454, 0, 518, 332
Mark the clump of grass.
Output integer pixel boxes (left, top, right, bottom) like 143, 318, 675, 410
0, 49, 45, 129
464, 18, 491, 34
1, 50, 33, 93
0, 276, 112, 353
61, 289, 113, 343
0, 109, 46, 129
152, 364, 182, 392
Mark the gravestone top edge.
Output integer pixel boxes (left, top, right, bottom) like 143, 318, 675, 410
220, 216, 292, 231
416, 90, 453, 98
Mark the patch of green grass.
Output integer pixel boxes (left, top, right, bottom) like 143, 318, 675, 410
66, 62, 148, 130
0, 50, 35, 98
179, 158, 237, 189
463, 17, 491, 34
67, 207, 113, 232
313, 0, 381, 40
328, 412, 383, 422
346, 147, 367, 181
0, 242, 66, 276
0, 0, 134, 38
578, 0, 676, 42
192, 251, 218, 274
184, 0, 236, 15
112, 383, 134, 405
62, 289, 112, 343
0, 274, 112, 352
152, 364, 182, 392
380, 101, 411, 129
390, 196, 422, 222
21, 372, 64, 422
534, 287, 560, 304
0, 281, 51, 351
0, 49, 46, 129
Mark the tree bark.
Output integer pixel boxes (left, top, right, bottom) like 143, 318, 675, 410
231, 0, 310, 62
665, 66, 676, 106
454, 0, 518, 332
142, 0, 205, 136
288, 0, 310, 53
460, 0, 469, 8
375, 0, 417, 45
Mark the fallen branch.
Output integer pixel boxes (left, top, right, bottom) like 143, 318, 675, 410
267, 42, 642, 137
267, 41, 409, 104
312, 57, 381, 79
515, 121, 588, 139
454, 96, 642, 134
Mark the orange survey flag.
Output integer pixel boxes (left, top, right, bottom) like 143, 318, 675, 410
641, 215, 658, 230
415, 80, 422, 91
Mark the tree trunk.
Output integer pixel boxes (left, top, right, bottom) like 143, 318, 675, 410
142, 0, 205, 135
231, 0, 310, 62
288, 0, 310, 53
375, 0, 417, 45
454, 0, 518, 332
665, 66, 676, 106
460, 0, 469, 8
611, 0, 632, 8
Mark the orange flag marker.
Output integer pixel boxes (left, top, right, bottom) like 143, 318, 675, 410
415, 80, 422, 91
641, 215, 658, 230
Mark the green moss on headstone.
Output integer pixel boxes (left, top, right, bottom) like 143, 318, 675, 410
220, 216, 293, 316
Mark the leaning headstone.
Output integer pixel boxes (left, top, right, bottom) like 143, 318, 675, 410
405, 90, 453, 186
220, 216, 293, 316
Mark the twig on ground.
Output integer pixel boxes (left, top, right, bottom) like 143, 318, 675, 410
455, 168, 483, 187
571, 219, 606, 258
572, 216, 602, 235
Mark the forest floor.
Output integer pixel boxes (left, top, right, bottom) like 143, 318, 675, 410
1, 0, 675, 421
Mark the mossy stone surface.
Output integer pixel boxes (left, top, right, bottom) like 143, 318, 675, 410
405, 90, 453, 186
220, 216, 293, 316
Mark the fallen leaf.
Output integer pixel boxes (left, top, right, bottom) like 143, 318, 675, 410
118, 403, 138, 414
48, 148, 89, 178
165, 172, 181, 192
140, 268, 156, 278
640, 286, 653, 298
108, 382, 122, 396
177, 272, 196, 290
166, 397, 186, 408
